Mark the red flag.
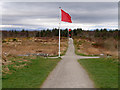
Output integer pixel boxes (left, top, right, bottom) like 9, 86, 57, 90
61, 9, 72, 23
69, 29, 71, 31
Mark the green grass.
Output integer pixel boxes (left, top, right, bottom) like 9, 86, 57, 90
75, 50, 99, 56
2, 56, 61, 88
78, 58, 118, 88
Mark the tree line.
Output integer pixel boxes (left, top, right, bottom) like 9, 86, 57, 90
2, 28, 119, 40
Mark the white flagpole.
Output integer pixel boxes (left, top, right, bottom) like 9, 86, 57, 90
58, 7, 61, 57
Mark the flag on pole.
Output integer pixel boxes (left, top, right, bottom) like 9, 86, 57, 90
69, 29, 72, 38
61, 9, 72, 23
58, 8, 72, 57
69, 29, 71, 31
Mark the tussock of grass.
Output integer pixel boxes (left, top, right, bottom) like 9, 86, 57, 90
78, 58, 118, 88
2, 56, 60, 88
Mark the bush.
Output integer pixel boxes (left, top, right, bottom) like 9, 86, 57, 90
12, 38, 17, 42
104, 38, 117, 51
2, 40, 6, 43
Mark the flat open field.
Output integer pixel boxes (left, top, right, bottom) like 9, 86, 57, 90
2, 37, 68, 76
2, 56, 61, 88
73, 37, 118, 57
2, 37, 68, 56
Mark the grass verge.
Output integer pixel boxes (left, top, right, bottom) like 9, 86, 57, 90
75, 49, 98, 56
48, 49, 67, 57
78, 58, 118, 88
2, 56, 61, 88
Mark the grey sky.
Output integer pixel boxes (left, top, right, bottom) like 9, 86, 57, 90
1, 2, 118, 30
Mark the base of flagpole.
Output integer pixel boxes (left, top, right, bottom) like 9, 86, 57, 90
58, 52, 61, 58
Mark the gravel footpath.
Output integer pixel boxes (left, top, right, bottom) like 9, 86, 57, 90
41, 38, 99, 88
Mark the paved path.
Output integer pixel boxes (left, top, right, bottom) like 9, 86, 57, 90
41, 38, 99, 88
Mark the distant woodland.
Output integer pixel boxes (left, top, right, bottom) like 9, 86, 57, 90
2, 28, 119, 40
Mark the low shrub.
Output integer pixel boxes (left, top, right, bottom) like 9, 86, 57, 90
12, 38, 17, 42
2, 40, 6, 43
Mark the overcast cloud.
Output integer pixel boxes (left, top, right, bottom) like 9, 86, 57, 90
0, 2, 118, 30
